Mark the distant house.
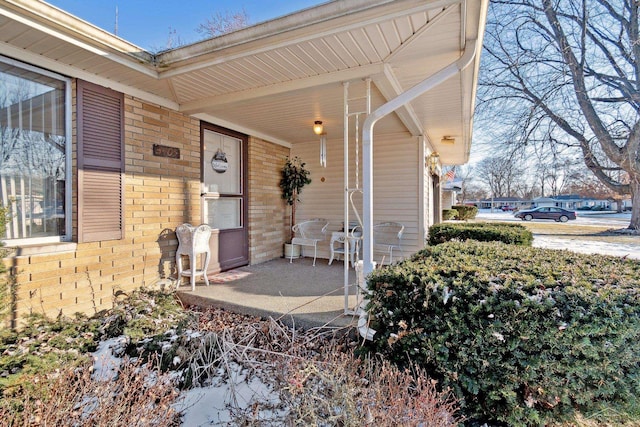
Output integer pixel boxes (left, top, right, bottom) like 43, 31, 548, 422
442, 178, 463, 210
534, 195, 614, 210
532, 197, 556, 208
618, 198, 633, 211
466, 197, 529, 210
551, 194, 585, 209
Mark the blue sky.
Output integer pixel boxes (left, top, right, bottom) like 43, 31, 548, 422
47, 0, 326, 50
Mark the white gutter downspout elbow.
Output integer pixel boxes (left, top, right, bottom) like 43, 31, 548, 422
358, 38, 479, 341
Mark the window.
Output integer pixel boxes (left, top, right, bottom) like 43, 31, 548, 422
0, 56, 71, 243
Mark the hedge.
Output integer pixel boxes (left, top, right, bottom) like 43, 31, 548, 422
428, 222, 533, 246
442, 209, 458, 220
0, 205, 9, 327
452, 205, 478, 220
365, 241, 640, 425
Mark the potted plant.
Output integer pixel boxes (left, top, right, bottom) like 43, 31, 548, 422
280, 156, 311, 257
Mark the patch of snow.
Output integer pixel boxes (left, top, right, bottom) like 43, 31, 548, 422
475, 210, 639, 259
476, 209, 632, 227
91, 336, 127, 381
174, 362, 281, 426
532, 236, 640, 260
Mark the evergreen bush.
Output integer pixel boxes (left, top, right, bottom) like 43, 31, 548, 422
442, 209, 458, 220
365, 241, 640, 425
428, 222, 533, 246
0, 205, 10, 327
451, 204, 478, 220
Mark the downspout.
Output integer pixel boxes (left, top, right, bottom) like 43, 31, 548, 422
358, 37, 479, 341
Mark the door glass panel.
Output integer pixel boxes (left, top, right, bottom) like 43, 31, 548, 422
203, 130, 241, 194
205, 198, 241, 230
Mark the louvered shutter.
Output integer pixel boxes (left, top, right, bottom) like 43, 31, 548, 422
77, 80, 124, 242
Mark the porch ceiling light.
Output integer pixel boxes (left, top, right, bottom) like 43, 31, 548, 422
313, 120, 327, 168
428, 152, 440, 175
313, 120, 324, 135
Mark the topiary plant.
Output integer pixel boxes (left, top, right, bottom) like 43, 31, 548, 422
279, 156, 311, 242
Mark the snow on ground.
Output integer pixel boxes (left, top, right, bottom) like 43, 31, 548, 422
175, 363, 280, 426
531, 236, 640, 259
91, 336, 127, 381
476, 210, 640, 260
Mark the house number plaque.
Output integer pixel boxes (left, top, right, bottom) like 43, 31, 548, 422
153, 144, 180, 159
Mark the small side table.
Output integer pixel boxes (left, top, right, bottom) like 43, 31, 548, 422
329, 231, 361, 268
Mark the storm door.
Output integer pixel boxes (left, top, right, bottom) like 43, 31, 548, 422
201, 123, 248, 270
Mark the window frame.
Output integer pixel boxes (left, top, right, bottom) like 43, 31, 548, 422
0, 55, 72, 245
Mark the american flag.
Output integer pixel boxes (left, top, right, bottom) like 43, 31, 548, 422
443, 168, 456, 182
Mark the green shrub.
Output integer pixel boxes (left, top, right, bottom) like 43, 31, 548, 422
0, 205, 10, 327
365, 241, 640, 425
442, 209, 458, 220
452, 204, 477, 220
428, 222, 533, 246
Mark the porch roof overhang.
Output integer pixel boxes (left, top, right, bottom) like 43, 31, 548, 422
0, 0, 487, 165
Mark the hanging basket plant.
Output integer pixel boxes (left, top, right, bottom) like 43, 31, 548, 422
280, 156, 312, 242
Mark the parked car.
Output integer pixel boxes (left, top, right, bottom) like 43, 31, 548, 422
514, 206, 577, 222
501, 205, 516, 211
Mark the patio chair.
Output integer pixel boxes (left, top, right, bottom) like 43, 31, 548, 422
176, 223, 212, 291
373, 221, 404, 264
290, 218, 329, 266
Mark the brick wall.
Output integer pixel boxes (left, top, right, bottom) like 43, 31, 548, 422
247, 137, 290, 264
5, 92, 202, 324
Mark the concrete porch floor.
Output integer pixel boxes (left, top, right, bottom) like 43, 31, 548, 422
176, 257, 363, 332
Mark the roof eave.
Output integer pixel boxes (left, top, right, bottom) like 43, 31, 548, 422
2, 0, 155, 64
154, 0, 447, 72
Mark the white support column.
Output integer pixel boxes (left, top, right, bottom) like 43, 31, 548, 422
359, 38, 479, 341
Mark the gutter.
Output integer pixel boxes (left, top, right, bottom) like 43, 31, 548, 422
358, 10, 482, 340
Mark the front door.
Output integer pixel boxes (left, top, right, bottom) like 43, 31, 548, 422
201, 123, 248, 271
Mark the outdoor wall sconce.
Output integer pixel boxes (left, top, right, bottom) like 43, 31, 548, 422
313, 120, 327, 167
428, 151, 440, 175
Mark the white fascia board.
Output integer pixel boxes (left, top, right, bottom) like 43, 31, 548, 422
463, 1, 489, 163
192, 113, 292, 149
0, 42, 178, 111
180, 63, 385, 114
1, 0, 157, 78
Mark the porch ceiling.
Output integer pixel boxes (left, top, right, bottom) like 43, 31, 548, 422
0, 0, 487, 165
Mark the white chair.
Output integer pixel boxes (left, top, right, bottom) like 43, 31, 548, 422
176, 223, 212, 291
290, 218, 329, 266
373, 222, 404, 264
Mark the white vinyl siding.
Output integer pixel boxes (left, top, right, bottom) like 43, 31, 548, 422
291, 133, 422, 261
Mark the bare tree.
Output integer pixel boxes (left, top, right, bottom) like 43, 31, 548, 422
475, 155, 524, 197
153, 9, 250, 51
196, 9, 250, 38
478, 0, 640, 230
